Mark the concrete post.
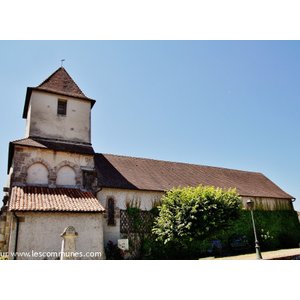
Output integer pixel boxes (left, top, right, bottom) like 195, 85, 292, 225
60, 226, 78, 260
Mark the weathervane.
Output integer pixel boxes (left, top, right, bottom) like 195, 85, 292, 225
61, 59, 65, 67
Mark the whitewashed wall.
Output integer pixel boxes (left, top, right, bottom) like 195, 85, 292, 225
8, 212, 105, 260
25, 91, 91, 144
98, 188, 164, 245
98, 188, 163, 211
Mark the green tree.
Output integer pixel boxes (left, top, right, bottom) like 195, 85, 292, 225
152, 186, 242, 248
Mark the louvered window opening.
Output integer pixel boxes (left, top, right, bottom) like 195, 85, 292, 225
57, 100, 67, 116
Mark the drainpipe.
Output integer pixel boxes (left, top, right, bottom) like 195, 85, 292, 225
13, 212, 19, 260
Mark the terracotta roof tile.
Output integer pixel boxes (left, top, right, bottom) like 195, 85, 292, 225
95, 153, 293, 199
9, 186, 105, 212
37, 67, 88, 99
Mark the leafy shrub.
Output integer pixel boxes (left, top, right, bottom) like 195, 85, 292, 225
215, 210, 300, 253
151, 186, 242, 259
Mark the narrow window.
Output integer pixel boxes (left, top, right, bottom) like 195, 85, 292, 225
57, 100, 67, 116
107, 198, 115, 226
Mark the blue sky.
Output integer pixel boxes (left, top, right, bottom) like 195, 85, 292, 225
0, 41, 299, 211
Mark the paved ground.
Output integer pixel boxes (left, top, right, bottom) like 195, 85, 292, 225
201, 248, 300, 260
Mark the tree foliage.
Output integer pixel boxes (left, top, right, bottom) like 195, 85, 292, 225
152, 185, 242, 246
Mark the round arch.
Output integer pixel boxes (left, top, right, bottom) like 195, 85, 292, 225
26, 162, 49, 185
56, 165, 76, 186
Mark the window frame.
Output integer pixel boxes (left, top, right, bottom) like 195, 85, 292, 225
57, 99, 67, 116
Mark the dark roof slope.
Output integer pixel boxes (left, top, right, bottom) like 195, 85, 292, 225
95, 153, 293, 199
23, 67, 95, 118
11, 137, 94, 154
9, 186, 104, 212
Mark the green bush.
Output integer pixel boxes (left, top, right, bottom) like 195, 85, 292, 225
142, 185, 300, 259
151, 186, 242, 258
142, 209, 300, 259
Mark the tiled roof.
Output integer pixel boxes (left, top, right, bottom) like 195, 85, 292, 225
9, 186, 105, 212
95, 153, 293, 199
23, 67, 95, 118
11, 137, 95, 155
37, 67, 88, 99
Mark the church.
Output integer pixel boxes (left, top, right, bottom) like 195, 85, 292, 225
0, 67, 295, 259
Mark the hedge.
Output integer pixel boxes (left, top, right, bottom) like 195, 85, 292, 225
142, 210, 300, 259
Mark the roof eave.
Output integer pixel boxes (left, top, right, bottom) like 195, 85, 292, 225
22, 87, 33, 119
7, 142, 14, 174
10, 209, 104, 213
11, 138, 95, 156
98, 185, 294, 199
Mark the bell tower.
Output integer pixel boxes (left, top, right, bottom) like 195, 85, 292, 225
23, 67, 96, 145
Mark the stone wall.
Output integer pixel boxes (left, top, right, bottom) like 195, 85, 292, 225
0, 194, 12, 254
8, 212, 105, 260
10, 146, 95, 189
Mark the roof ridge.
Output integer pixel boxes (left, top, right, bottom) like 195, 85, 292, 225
97, 152, 262, 175
37, 67, 64, 87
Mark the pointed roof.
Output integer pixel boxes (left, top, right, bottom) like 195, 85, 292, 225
23, 67, 96, 118
37, 67, 87, 98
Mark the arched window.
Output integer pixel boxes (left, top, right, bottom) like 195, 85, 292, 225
26, 163, 49, 185
107, 198, 115, 226
56, 166, 76, 186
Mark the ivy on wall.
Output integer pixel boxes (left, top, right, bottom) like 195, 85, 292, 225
219, 210, 300, 252
142, 210, 300, 259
